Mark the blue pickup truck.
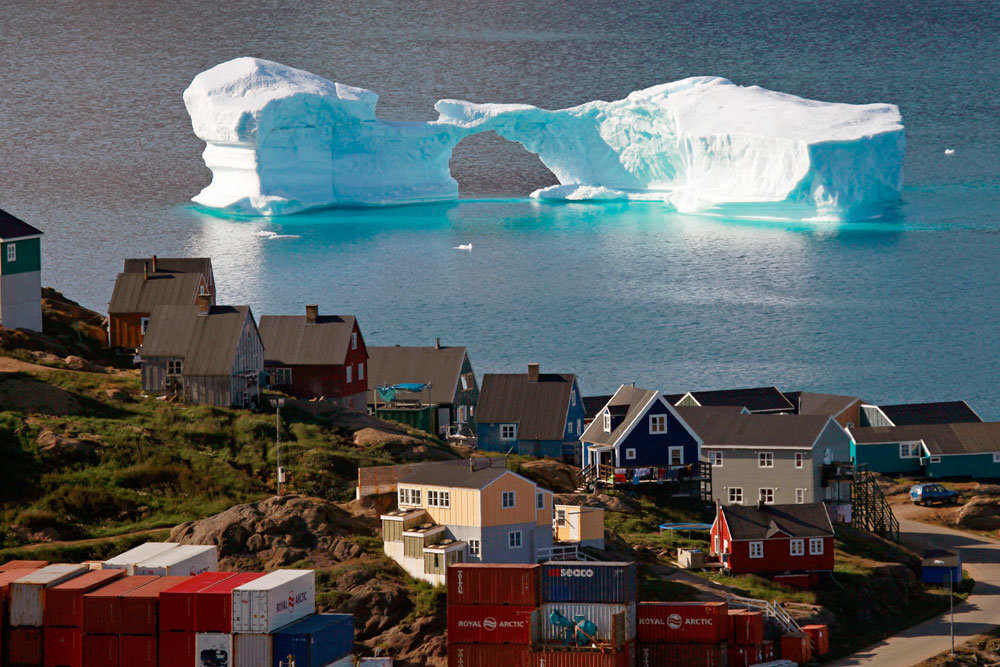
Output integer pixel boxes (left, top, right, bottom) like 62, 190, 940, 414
910, 483, 960, 506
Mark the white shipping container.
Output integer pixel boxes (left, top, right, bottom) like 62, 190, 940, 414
232, 570, 315, 634
9, 564, 89, 627
539, 602, 637, 644
329, 658, 354, 667
359, 659, 393, 667
133, 544, 218, 576
234, 632, 272, 667
196, 632, 233, 667
102, 541, 179, 575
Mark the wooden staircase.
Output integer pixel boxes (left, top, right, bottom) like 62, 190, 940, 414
851, 463, 900, 542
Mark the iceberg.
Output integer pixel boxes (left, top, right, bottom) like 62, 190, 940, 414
185, 58, 904, 219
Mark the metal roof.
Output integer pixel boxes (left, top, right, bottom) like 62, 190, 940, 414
683, 386, 795, 413
476, 371, 576, 441
108, 272, 203, 314
675, 406, 831, 448
785, 391, 860, 417
141, 304, 255, 376
720, 502, 834, 540
0, 208, 43, 241
258, 314, 357, 366
580, 386, 660, 446
367, 345, 470, 406
851, 422, 1000, 455
398, 459, 512, 489
582, 395, 613, 420
123, 257, 213, 280
879, 401, 982, 426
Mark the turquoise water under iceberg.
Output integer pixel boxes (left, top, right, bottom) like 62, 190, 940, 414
0, 0, 998, 415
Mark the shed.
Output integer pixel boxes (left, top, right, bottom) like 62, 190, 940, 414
922, 548, 962, 585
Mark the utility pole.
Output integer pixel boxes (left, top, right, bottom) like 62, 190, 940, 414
270, 397, 285, 496
934, 559, 955, 656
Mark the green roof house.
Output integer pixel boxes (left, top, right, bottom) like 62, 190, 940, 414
0, 209, 43, 332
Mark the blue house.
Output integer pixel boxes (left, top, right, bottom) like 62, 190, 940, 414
578, 385, 701, 472
475, 363, 585, 462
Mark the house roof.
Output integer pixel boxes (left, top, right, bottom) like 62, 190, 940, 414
259, 314, 357, 366
367, 345, 469, 406
676, 407, 831, 449
123, 257, 213, 280
141, 304, 254, 376
664, 393, 685, 405
851, 422, 1000, 455
108, 272, 203, 314
681, 386, 794, 413
878, 401, 982, 426
477, 371, 576, 441
580, 386, 660, 447
583, 395, 613, 420
0, 209, 43, 241
785, 391, 860, 418
720, 502, 834, 540
397, 459, 515, 489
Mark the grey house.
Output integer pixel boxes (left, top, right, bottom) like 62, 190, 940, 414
139, 296, 264, 408
0, 209, 43, 332
676, 406, 853, 509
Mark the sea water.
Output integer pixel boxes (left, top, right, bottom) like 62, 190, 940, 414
0, 0, 997, 414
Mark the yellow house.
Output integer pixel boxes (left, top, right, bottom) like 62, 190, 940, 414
554, 504, 605, 549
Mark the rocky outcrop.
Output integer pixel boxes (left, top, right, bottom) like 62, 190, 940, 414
950, 496, 1000, 530
353, 427, 421, 447
36, 430, 97, 463
517, 459, 581, 493
552, 492, 638, 513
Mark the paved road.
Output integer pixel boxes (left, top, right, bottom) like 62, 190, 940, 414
832, 504, 1000, 666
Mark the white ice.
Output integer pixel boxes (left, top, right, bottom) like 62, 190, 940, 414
185, 58, 905, 220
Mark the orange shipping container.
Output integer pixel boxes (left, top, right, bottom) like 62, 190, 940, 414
802, 623, 830, 655
0, 561, 48, 572
781, 632, 813, 664
44, 569, 125, 627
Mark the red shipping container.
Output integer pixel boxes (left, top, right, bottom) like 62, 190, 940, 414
44, 626, 81, 667
761, 639, 775, 661
83, 634, 117, 667
802, 623, 830, 655
448, 643, 532, 667
194, 572, 264, 633
158, 631, 194, 666
447, 563, 540, 606
119, 575, 188, 636
44, 569, 124, 628
728, 644, 761, 667
158, 571, 235, 633
533, 644, 635, 667
447, 604, 536, 644
638, 642, 727, 667
0, 561, 47, 572
8, 627, 43, 665
119, 634, 157, 667
781, 632, 813, 664
727, 610, 764, 646
636, 602, 729, 644
82, 576, 159, 635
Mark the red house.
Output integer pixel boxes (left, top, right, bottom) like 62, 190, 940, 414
258, 305, 368, 409
710, 502, 835, 578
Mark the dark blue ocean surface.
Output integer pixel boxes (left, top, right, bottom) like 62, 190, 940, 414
1, 1, 998, 414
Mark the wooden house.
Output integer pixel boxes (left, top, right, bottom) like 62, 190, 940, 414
851, 422, 1000, 479
258, 305, 368, 410
123, 256, 216, 301
367, 340, 478, 437
108, 270, 206, 351
785, 391, 862, 430
710, 502, 835, 577
139, 296, 263, 408
475, 364, 585, 462
0, 209, 43, 332
554, 504, 605, 550
860, 401, 982, 428
672, 386, 795, 414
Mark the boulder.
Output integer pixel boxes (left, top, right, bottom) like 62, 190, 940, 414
353, 427, 421, 447
29, 351, 62, 365
35, 429, 97, 462
951, 496, 1000, 530
63, 355, 92, 372
102, 388, 132, 402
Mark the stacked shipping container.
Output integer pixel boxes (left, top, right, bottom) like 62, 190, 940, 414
43, 569, 125, 667
9, 564, 89, 667
636, 601, 729, 666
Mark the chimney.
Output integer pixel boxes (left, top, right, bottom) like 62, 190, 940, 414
435, 337, 441, 349
143, 261, 149, 280
151, 254, 158, 272
305, 304, 319, 324
527, 363, 539, 382
196, 294, 212, 315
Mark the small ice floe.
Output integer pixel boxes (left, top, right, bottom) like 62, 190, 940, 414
267, 234, 301, 240
944, 148, 955, 155
454, 243, 473, 251
252, 230, 278, 237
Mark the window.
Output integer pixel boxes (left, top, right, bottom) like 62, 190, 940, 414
358, 363, 364, 381
500, 424, 517, 440
398, 487, 421, 506
790, 539, 804, 556
749, 541, 763, 558
468, 539, 481, 557
759, 488, 775, 504
351, 332, 358, 349
140, 317, 150, 335
346, 365, 353, 383
809, 538, 824, 555
794, 452, 804, 469
6, 243, 15, 262
536, 492, 545, 510
994, 453, 1000, 464
603, 411, 611, 432
795, 488, 807, 504
710, 451, 723, 467
649, 414, 667, 434
272, 367, 291, 385
577, 419, 582, 434
427, 490, 450, 508
929, 456, 941, 463
900, 442, 921, 458
502, 491, 515, 508
460, 374, 469, 390
571, 392, 576, 407
508, 531, 522, 549
556, 509, 566, 526
669, 446, 684, 466
625, 448, 637, 460
758, 452, 773, 468
166, 359, 183, 376
728, 487, 743, 504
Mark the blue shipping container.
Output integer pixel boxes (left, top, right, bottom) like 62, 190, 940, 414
272, 614, 354, 667
540, 561, 637, 603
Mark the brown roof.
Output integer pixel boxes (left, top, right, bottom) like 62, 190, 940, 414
676, 407, 832, 449
580, 386, 661, 446
879, 401, 982, 426
583, 395, 613, 420
683, 386, 795, 413
258, 315, 357, 366
123, 257, 214, 280
721, 502, 834, 540
851, 422, 1000, 455
786, 391, 860, 417
0, 208, 43, 240
477, 371, 576, 441
367, 346, 470, 406
398, 459, 513, 489
108, 273, 203, 314
141, 304, 256, 376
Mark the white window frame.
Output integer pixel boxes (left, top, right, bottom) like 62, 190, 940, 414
603, 411, 611, 432
556, 508, 566, 526
536, 492, 544, 510
728, 487, 743, 504
649, 414, 667, 434
758, 452, 773, 468
6, 243, 15, 263
166, 359, 183, 376
994, 453, 1000, 464
426, 490, 450, 508
710, 451, 723, 467
500, 424, 517, 440
759, 488, 775, 504
508, 530, 522, 549
468, 539, 481, 557
272, 367, 291, 385
140, 317, 150, 335
900, 442, 920, 458
358, 362, 364, 381
669, 446, 684, 466
570, 392, 576, 408
577, 418, 581, 434
502, 491, 515, 509
346, 365, 352, 383
929, 456, 941, 463
749, 541, 763, 559
398, 487, 421, 507
794, 452, 804, 469
351, 332, 358, 349
460, 374, 469, 391
809, 537, 824, 555
795, 488, 807, 504
625, 448, 637, 461
790, 538, 804, 556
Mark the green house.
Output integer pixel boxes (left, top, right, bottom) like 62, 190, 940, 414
0, 209, 43, 332
852, 422, 1000, 479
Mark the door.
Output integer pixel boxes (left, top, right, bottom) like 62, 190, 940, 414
438, 408, 450, 434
